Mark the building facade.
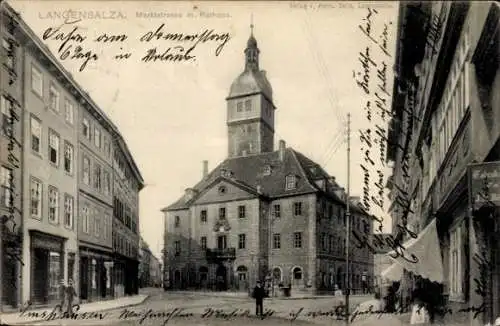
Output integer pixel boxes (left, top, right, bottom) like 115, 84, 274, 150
163, 28, 374, 295
388, 2, 499, 325
0, 1, 144, 307
112, 137, 143, 297
0, 5, 23, 310
139, 237, 151, 288
77, 96, 115, 302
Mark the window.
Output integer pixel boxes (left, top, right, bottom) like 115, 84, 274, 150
31, 65, 43, 97
48, 130, 59, 165
94, 164, 102, 191
201, 236, 207, 250
103, 137, 110, 157
238, 205, 246, 219
449, 222, 464, 299
64, 142, 74, 174
273, 204, 281, 218
48, 186, 59, 223
1, 96, 12, 137
49, 84, 60, 112
294, 202, 303, 216
294, 232, 302, 248
64, 194, 74, 229
0, 166, 12, 207
94, 209, 100, 237
64, 99, 74, 124
273, 233, 281, 249
103, 216, 108, 240
218, 185, 226, 194
94, 127, 101, 148
103, 170, 111, 195
236, 102, 243, 112
200, 210, 207, 223
238, 234, 246, 249
82, 117, 90, 140
245, 99, 251, 111
322, 233, 328, 251
3, 38, 14, 69
175, 241, 181, 256
286, 175, 297, 190
31, 116, 41, 154
30, 178, 42, 219
83, 156, 90, 185
174, 215, 180, 227
329, 235, 334, 252
82, 205, 90, 233
219, 207, 226, 220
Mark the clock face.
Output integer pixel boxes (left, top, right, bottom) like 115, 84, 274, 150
219, 226, 224, 232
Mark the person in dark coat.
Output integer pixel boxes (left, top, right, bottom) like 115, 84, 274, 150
252, 280, 266, 318
58, 279, 66, 312
65, 279, 77, 316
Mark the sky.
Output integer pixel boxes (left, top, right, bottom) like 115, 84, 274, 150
8, 0, 399, 260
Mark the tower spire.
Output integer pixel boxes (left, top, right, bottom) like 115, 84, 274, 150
245, 14, 259, 71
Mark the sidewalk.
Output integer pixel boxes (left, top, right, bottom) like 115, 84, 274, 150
0, 293, 150, 325
166, 290, 374, 301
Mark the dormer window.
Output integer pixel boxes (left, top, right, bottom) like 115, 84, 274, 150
218, 185, 227, 195
285, 175, 297, 190
221, 169, 233, 178
263, 165, 272, 176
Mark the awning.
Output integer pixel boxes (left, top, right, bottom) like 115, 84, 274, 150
381, 262, 404, 282
386, 218, 444, 283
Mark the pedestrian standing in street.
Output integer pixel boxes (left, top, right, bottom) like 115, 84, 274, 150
58, 279, 66, 312
65, 279, 77, 316
252, 280, 266, 318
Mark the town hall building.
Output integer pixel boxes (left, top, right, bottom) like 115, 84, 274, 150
162, 27, 374, 295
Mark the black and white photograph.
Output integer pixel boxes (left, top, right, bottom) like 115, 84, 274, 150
0, 1, 498, 325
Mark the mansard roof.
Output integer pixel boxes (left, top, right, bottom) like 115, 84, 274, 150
163, 147, 352, 212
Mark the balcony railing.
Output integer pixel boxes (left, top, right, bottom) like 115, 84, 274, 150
206, 248, 236, 261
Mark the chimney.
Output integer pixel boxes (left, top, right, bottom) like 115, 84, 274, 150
202, 160, 208, 178
279, 140, 286, 161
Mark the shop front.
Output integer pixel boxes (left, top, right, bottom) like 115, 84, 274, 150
29, 231, 65, 305
79, 247, 114, 302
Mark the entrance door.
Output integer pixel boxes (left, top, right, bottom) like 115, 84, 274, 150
217, 235, 227, 249
80, 258, 88, 300
216, 265, 227, 291
32, 248, 49, 304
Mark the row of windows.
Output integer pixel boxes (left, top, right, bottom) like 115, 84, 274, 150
30, 115, 75, 174
273, 232, 303, 249
174, 202, 305, 227
82, 154, 111, 196
80, 203, 110, 239
31, 65, 75, 125
29, 177, 74, 229
2, 37, 16, 71
112, 231, 138, 257
113, 196, 138, 233
82, 116, 112, 159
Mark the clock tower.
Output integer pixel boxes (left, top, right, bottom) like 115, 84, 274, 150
226, 25, 276, 158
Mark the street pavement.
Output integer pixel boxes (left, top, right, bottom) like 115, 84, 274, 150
10, 290, 411, 326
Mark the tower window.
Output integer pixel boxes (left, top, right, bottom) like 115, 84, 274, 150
245, 100, 251, 111
237, 102, 243, 112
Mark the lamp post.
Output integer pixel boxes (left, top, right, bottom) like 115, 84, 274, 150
345, 113, 351, 326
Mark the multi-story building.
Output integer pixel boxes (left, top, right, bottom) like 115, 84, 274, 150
14, 14, 80, 307
388, 2, 499, 325
0, 1, 143, 306
139, 237, 151, 288
112, 136, 143, 297
0, 4, 23, 310
77, 90, 116, 302
149, 254, 162, 288
162, 28, 373, 295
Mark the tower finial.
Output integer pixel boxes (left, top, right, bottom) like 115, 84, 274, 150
250, 13, 254, 35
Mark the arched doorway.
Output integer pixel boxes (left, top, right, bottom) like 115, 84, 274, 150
292, 267, 302, 288
236, 266, 248, 291
272, 267, 282, 285
199, 266, 208, 289
174, 270, 181, 289
216, 264, 227, 291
